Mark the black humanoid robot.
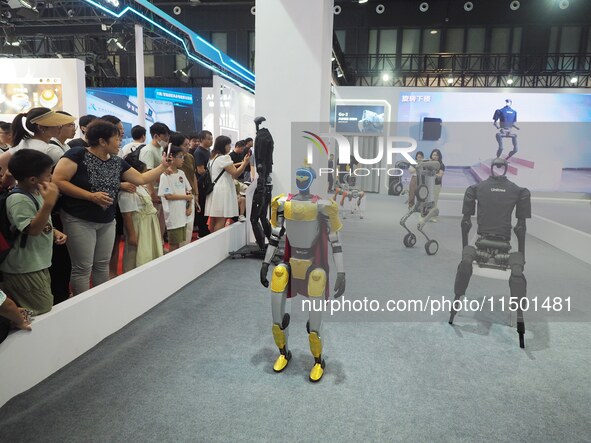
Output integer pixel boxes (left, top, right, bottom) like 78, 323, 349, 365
449, 158, 531, 348
229, 117, 276, 260
250, 116, 274, 250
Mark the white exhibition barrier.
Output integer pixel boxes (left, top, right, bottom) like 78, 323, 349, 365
438, 195, 591, 265
0, 223, 247, 408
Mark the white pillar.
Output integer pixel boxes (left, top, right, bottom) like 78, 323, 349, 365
135, 24, 146, 128
255, 0, 334, 196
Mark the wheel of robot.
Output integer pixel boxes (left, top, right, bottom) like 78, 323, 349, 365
416, 184, 429, 202
425, 240, 439, 255
403, 233, 416, 248
392, 182, 403, 196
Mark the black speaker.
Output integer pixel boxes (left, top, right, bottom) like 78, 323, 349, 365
422, 117, 442, 141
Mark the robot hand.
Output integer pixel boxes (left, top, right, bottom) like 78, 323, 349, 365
260, 263, 270, 288
513, 125, 520, 130
334, 272, 346, 298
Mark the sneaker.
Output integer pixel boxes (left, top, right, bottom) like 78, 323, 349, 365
430, 217, 438, 223
238, 215, 247, 222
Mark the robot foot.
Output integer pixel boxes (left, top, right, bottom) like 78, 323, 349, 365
273, 350, 292, 373
448, 311, 456, 325
309, 359, 326, 382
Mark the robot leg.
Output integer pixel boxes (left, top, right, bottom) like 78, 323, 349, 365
250, 191, 266, 249
449, 246, 477, 324
307, 267, 327, 382
508, 252, 527, 348
270, 263, 292, 372
496, 132, 504, 158
506, 134, 518, 160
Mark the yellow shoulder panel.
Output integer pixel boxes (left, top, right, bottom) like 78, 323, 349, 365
321, 199, 343, 232
284, 200, 317, 221
270, 194, 285, 228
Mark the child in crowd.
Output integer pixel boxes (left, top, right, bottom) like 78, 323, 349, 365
158, 146, 193, 252
0, 149, 67, 315
119, 156, 163, 272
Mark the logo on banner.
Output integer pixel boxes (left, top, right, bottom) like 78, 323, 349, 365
300, 130, 417, 178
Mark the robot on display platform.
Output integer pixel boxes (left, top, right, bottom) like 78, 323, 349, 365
398, 159, 441, 255
493, 99, 520, 160
449, 158, 531, 348
250, 117, 274, 250
333, 173, 366, 220
260, 166, 346, 382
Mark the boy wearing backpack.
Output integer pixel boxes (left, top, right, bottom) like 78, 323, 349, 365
0, 150, 67, 315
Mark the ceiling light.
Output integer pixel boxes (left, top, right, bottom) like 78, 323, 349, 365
430, 30, 438, 35
336, 67, 344, 78
7, 0, 39, 19
359, 0, 369, 4
464, 1, 473, 12
559, 0, 569, 10
447, 77, 454, 84
570, 77, 578, 84
507, 78, 514, 85
376, 4, 385, 14
382, 73, 390, 82
509, 1, 520, 11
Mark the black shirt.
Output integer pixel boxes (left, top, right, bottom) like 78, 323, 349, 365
61, 147, 131, 223
463, 175, 531, 240
67, 138, 89, 149
193, 146, 211, 185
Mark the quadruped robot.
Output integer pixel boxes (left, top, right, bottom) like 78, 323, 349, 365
333, 173, 365, 220
397, 159, 441, 255
260, 167, 346, 382
449, 158, 531, 348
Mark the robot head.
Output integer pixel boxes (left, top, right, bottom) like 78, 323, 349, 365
295, 166, 316, 193
505, 99, 512, 107
491, 157, 508, 177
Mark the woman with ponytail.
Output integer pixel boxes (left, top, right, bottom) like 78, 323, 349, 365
0, 108, 76, 186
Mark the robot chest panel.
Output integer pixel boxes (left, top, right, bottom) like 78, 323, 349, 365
285, 220, 320, 249
284, 200, 318, 221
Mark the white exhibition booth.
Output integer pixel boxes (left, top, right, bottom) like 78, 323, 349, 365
0, 58, 589, 407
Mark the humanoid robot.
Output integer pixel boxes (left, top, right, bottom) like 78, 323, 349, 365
260, 167, 346, 382
250, 117, 274, 250
493, 99, 520, 160
449, 158, 531, 348
333, 173, 365, 219
398, 159, 441, 255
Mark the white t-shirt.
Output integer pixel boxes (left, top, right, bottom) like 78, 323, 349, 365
9, 138, 64, 165
119, 141, 144, 159
158, 170, 191, 229
139, 143, 163, 170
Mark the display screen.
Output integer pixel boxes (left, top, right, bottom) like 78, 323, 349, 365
86, 87, 202, 142
336, 105, 385, 134
0, 78, 63, 121
396, 91, 591, 192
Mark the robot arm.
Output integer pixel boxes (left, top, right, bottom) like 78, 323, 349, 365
260, 195, 285, 287
321, 200, 346, 298
461, 185, 477, 249
514, 187, 531, 256
493, 109, 500, 129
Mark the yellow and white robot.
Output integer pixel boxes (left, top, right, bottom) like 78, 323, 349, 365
260, 167, 346, 382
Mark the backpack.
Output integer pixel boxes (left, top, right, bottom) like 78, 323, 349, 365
0, 188, 39, 264
203, 156, 226, 196
123, 143, 146, 165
